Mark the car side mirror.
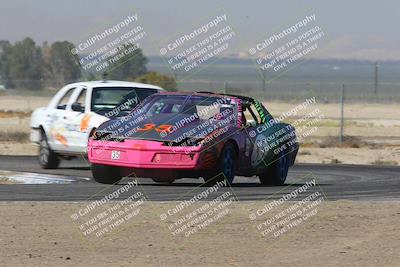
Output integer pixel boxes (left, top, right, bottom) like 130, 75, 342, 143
71, 102, 84, 112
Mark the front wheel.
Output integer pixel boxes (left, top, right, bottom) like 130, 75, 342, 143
91, 164, 123, 184
259, 150, 289, 186
38, 130, 60, 169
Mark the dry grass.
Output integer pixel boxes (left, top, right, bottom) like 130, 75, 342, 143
298, 150, 312, 155
330, 158, 342, 164
0, 132, 29, 142
370, 159, 398, 166
0, 110, 31, 118
0, 113, 31, 142
0, 95, 50, 112
310, 136, 366, 149
296, 146, 400, 165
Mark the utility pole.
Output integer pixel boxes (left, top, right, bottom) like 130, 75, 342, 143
374, 62, 379, 95
339, 84, 345, 143
261, 70, 266, 93
173, 70, 179, 91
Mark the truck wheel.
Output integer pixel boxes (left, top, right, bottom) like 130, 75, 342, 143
38, 130, 60, 169
259, 150, 289, 186
91, 164, 123, 184
203, 142, 237, 186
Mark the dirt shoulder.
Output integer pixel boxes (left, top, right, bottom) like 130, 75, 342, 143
1, 141, 399, 166
0, 142, 37, 156
0, 201, 399, 267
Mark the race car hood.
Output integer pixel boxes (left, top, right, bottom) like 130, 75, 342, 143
96, 113, 232, 143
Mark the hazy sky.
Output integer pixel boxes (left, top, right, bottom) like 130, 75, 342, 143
0, 0, 399, 60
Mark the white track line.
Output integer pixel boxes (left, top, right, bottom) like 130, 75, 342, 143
0, 170, 90, 184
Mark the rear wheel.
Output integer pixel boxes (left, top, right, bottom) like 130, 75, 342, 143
91, 164, 123, 184
259, 150, 289, 186
203, 142, 237, 186
38, 130, 60, 169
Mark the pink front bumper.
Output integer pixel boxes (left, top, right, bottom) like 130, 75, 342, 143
88, 139, 205, 170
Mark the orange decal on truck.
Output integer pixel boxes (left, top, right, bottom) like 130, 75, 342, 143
80, 114, 91, 132
54, 133, 68, 146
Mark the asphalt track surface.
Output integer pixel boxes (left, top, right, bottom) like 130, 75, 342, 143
0, 155, 399, 201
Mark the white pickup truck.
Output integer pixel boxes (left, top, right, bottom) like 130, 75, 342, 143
30, 80, 163, 169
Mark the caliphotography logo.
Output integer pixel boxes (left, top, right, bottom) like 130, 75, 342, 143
158, 173, 238, 241
158, 13, 237, 79
248, 174, 326, 243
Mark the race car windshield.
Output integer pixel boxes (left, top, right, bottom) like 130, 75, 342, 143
91, 87, 158, 116
139, 94, 236, 121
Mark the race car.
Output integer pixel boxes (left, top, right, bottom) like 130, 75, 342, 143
30, 80, 164, 169
88, 92, 299, 185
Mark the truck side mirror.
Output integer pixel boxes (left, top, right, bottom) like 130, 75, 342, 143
71, 102, 84, 112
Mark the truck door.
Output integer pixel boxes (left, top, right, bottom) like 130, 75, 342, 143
47, 87, 76, 152
62, 87, 90, 153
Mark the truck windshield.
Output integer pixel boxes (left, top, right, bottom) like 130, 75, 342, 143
91, 87, 158, 116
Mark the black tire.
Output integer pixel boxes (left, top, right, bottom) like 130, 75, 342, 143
38, 130, 60, 169
203, 142, 237, 186
91, 164, 123, 184
259, 150, 289, 186
152, 178, 175, 184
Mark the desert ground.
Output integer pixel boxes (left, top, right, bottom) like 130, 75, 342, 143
0, 201, 399, 267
